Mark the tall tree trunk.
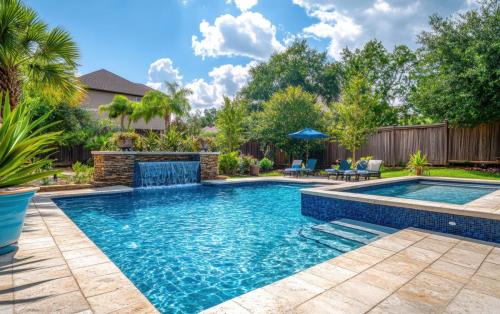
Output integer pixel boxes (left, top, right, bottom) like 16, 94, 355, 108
352, 147, 356, 164
164, 113, 171, 133
120, 115, 125, 132
0, 66, 22, 115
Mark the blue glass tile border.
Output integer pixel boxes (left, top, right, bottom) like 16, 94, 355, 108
301, 193, 500, 243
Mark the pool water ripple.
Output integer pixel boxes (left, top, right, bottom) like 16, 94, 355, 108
55, 183, 348, 313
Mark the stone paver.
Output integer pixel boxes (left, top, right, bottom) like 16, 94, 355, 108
0, 194, 158, 314
203, 229, 500, 314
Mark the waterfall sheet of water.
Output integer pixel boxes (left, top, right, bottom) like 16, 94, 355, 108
133, 161, 201, 188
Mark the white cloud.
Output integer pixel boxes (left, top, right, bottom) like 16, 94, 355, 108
292, 0, 335, 11
192, 12, 284, 60
365, 0, 419, 16
294, 0, 471, 59
302, 9, 362, 59
145, 57, 255, 109
186, 62, 256, 109
146, 58, 182, 90
226, 0, 258, 12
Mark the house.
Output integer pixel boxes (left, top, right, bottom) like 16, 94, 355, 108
79, 69, 164, 130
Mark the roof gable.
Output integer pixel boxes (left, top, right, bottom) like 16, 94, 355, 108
79, 69, 152, 97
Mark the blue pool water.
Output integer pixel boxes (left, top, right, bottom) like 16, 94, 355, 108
55, 183, 367, 313
349, 180, 499, 205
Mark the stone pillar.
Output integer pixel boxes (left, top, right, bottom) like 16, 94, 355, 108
93, 153, 135, 186
200, 153, 219, 180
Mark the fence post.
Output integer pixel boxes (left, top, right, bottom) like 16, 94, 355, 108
391, 125, 396, 167
444, 120, 449, 166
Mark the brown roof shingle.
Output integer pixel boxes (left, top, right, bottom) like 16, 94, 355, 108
79, 69, 152, 97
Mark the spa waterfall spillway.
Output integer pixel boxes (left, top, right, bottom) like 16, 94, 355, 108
133, 161, 201, 187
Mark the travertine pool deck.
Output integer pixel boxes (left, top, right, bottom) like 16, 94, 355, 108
0, 186, 157, 314
203, 228, 500, 314
1, 178, 499, 314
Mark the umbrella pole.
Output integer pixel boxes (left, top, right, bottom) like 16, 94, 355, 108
306, 140, 309, 164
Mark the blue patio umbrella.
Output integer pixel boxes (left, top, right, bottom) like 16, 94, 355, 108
289, 128, 328, 163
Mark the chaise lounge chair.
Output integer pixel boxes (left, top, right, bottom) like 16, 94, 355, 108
283, 160, 302, 177
303, 159, 318, 176
325, 160, 351, 180
344, 160, 368, 181
357, 160, 383, 180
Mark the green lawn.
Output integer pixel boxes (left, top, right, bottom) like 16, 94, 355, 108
227, 168, 499, 180
381, 167, 500, 180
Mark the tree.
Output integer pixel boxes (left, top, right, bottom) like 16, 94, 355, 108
256, 86, 324, 159
330, 75, 380, 161
99, 95, 136, 131
0, 0, 82, 111
340, 40, 416, 126
200, 108, 217, 127
137, 82, 192, 131
27, 96, 101, 147
410, 0, 500, 126
215, 97, 245, 152
240, 40, 341, 106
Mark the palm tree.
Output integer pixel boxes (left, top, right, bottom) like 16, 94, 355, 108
99, 95, 136, 131
0, 0, 82, 112
138, 82, 192, 131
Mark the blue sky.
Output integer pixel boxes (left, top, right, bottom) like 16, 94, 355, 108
26, 0, 477, 109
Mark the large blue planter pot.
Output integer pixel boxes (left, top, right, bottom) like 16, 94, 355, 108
0, 187, 38, 255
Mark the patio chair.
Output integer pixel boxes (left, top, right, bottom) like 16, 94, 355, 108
283, 160, 302, 177
303, 159, 318, 176
357, 160, 383, 180
344, 160, 368, 181
325, 160, 351, 180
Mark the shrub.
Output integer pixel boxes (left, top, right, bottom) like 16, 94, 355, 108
72, 162, 94, 184
360, 156, 373, 161
219, 152, 239, 175
135, 131, 159, 152
113, 131, 140, 141
259, 157, 274, 172
239, 155, 257, 174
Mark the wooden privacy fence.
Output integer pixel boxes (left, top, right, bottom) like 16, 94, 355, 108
51, 144, 92, 166
241, 122, 500, 167
50, 122, 499, 167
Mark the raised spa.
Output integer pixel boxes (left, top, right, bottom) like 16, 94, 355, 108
346, 179, 499, 205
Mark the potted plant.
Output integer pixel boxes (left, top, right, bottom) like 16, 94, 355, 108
249, 158, 260, 176
0, 97, 60, 255
407, 150, 429, 176
114, 131, 139, 151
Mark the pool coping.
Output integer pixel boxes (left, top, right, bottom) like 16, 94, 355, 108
301, 176, 500, 221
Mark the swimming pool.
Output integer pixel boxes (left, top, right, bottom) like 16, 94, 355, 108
54, 182, 371, 313
347, 179, 499, 205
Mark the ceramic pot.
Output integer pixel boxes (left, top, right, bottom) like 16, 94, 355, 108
250, 164, 260, 176
0, 187, 38, 255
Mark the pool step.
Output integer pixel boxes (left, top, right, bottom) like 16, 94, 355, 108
329, 218, 398, 237
299, 228, 364, 253
312, 223, 378, 245
301, 219, 397, 253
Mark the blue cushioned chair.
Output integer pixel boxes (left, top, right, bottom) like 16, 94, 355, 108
283, 160, 302, 177
303, 159, 318, 176
325, 160, 351, 180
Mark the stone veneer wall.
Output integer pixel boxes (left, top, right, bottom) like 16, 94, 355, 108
92, 152, 219, 186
